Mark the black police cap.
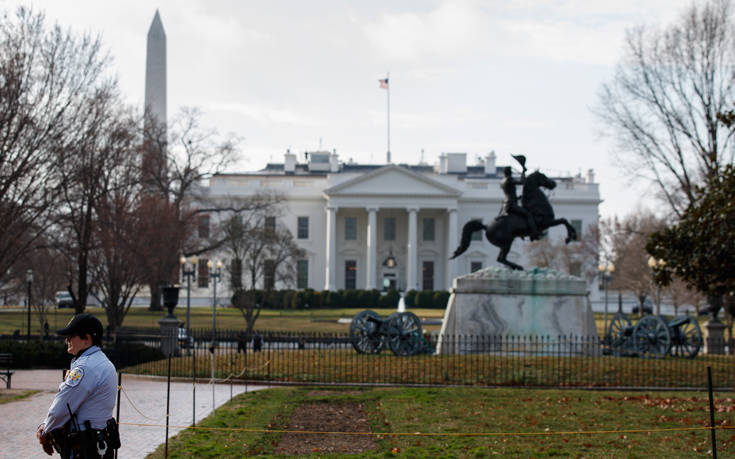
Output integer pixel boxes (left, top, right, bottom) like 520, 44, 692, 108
56, 313, 103, 339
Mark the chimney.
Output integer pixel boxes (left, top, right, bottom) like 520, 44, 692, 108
284, 151, 296, 173
436, 153, 448, 174
587, 168, 595, 184
446, 153, 467, 174
484, 150, 496, 175
330, 150, 339, 172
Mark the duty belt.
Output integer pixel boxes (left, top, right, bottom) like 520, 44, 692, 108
50, 418, 120, 459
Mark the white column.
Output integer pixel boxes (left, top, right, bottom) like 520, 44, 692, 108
366, 207, 378, 289
325, 206, 337, 290
446, 208, 458, 290
406, 207, 418, 291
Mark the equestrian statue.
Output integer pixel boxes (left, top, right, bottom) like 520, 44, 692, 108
450, 155, 578, 271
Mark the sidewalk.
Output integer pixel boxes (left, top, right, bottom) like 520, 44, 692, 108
1, 369, 266, 458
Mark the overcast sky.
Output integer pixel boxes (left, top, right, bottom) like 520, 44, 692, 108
4, 0, 697, 218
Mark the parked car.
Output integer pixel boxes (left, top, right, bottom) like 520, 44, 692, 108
178, 327, 194, 348
55, 291, 74, 308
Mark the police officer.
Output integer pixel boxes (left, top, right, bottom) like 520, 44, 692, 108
36, 314, 119, 458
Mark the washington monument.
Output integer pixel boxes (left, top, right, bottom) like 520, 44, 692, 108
145, 10, 166, 132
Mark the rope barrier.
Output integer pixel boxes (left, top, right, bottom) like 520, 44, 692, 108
117, 422, 734, 438
118, 385, 167, 422
220, 360, 270, 383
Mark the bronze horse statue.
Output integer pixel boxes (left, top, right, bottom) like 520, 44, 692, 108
450, 170, 578, 270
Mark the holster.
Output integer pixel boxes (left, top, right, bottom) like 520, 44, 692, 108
50, 418, 120, 459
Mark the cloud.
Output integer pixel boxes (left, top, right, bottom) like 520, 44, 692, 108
363, 1, 478, 62
207, 102, 321, 127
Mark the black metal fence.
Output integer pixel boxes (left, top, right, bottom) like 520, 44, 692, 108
114, 329, 735, 390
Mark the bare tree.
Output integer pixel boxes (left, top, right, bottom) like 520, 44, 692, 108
526, 223, 600, 284
139, 108, 241, 309
0, 8, 113, 285
666, 276, 703, 316
601, 214, 665, 316
89, 150, 148, 332
225, 205, 304, 336
54, 93, 139, 313
595, 0, 735, 216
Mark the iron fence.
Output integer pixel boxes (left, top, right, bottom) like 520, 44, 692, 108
114, 329, 733, 390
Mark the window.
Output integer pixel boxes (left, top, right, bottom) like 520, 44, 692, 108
569, 261, 581, 277
470, 219, 482, 240
470, 262, 482, 273
422, 261, 434, 290
345, 260, 357, 289
423, 218, 435, 241
265, 216, 276, 234
264, 259, 275, 290
297, 259, 308, 289
384, 217, 396, 241
197, 259, 209, 288
571, 219, 583, 238
230, 258, 242, 289
198, 215, 210, 239
297, 216, 309, 239
345, 217, 357, 241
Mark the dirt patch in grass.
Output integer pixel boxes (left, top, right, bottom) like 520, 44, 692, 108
275, 401, 375, 455
306, 390, 363, 397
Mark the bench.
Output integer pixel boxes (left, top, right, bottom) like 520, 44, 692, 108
0, 353, 13, 389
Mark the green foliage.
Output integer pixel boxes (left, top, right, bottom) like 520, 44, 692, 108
342, 289, 360, 308
415, 290, 434, 308
104, 342, 165, 368
0, 340, 69, 368
357, 289, 373, 308
433, 290, 450, 309
647, 164, 735, 297
405, 289, 417, 307
378, 289, 401, 308
0, 339, 164, 369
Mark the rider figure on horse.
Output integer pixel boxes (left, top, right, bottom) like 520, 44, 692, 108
498, 155, 542, 240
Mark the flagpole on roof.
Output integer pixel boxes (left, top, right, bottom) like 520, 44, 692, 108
387, 72, 390, 163
379, 73, 391, 163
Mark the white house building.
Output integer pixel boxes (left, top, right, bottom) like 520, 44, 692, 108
197, 150, 600, 298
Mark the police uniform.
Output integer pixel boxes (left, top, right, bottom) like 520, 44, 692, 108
39, 314, 119, 458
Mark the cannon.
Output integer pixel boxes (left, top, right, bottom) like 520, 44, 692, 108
606, 312, 703, 358
349, 310, 430, 356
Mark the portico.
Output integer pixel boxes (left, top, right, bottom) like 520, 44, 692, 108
323, 165, 461, 291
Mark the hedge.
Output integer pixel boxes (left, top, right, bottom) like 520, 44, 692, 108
0, 338, 165, 370
231, 288, 450, 310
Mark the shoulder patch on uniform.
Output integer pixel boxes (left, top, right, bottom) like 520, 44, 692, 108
65, 367, 84, 387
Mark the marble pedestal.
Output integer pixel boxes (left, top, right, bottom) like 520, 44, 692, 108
159, 316, 182, 357
437, 267, 598, 355
704, 319, 726, 355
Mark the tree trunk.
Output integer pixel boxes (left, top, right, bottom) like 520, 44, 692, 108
149, 284, 163, 311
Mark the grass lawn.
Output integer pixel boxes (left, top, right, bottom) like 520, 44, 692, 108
0, 389, 40, 404
145, 386, 735, 458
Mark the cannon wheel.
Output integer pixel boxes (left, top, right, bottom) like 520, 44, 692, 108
607, 312, 631, 355
669, 316, 703, 358
350, 310, 384, 354
633, 315, 671, 358
387, 312, 423, 356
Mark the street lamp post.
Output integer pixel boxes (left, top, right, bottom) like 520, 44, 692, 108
26, 270, 33, 341
598, 263, 614, 340
179, 255, 198, 354
207, 259, 223, 411
648, 256, 665, 316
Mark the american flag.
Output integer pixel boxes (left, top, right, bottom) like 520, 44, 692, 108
379, 78, 389, 89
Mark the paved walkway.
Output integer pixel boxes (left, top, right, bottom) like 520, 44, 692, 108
1, 369, 266, 458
